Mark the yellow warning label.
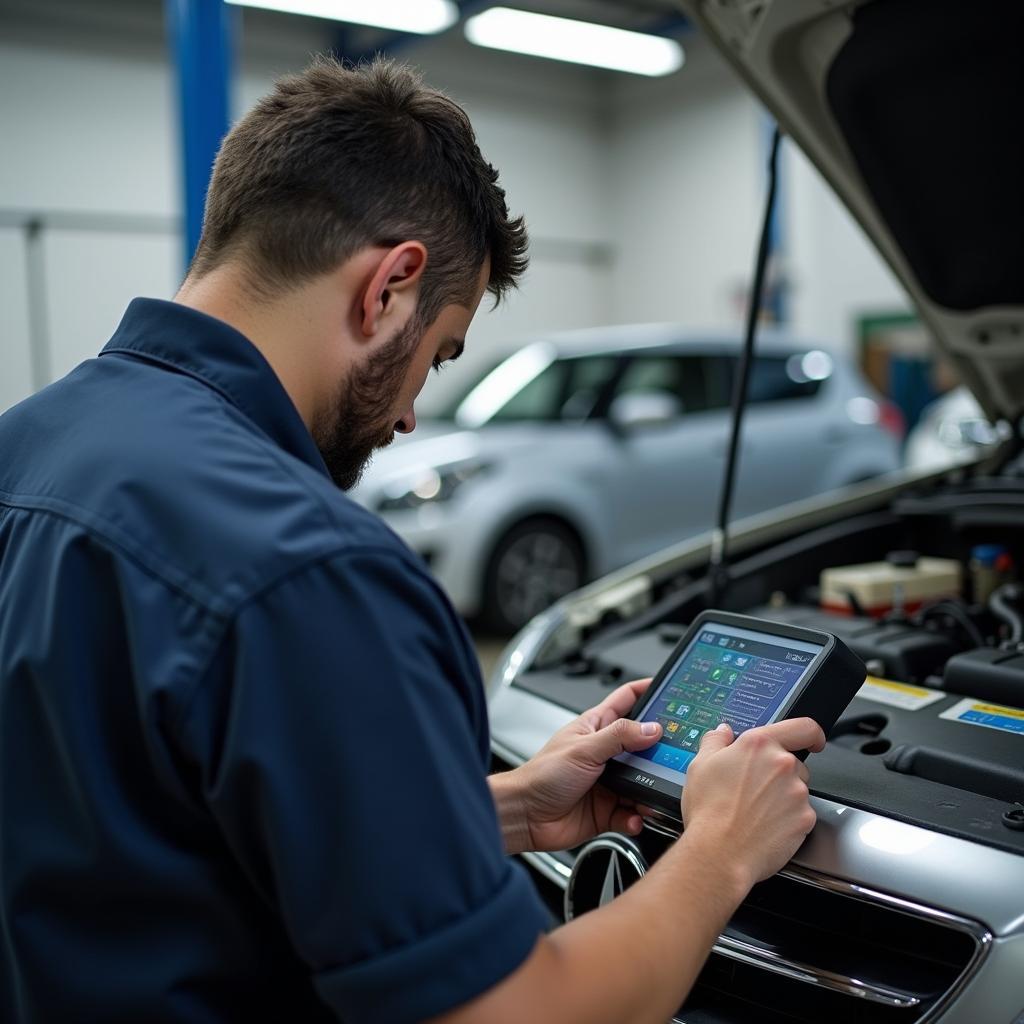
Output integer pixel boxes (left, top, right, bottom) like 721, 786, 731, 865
864, 676, 933, 697
971, 703, 1024, 719
857, 677, 944, 711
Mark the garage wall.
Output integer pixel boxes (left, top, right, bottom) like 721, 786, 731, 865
0, 229, 33, 413
785, 144, 911, 352
606, 35, 762, 331
0, 10, 614, 412
0, 33, 184, 406
0, 5, 912, 417
605, 32, 912, 353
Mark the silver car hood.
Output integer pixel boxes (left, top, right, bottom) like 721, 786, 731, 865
679, 0, 1024, 425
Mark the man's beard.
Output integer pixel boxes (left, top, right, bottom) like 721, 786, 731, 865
313, 318, 421, 490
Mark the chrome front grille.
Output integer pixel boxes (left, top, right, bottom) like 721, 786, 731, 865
679, 865, 989, 1024
526, 823, 991, 1024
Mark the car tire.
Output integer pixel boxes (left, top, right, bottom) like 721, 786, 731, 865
480, 518, 586, 635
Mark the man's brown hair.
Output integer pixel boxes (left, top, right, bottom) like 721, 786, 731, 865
190, 56, 528, 325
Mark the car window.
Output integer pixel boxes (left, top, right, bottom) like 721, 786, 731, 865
699, 355, 734, 411
746, 354, 823, 403
422, 352, 518, 420
614, 354, 718, 414
488, 361, 566, 422
559, 356, 619, 421
487, 355, 620, 423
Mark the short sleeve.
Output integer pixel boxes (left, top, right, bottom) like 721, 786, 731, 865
176, 548, 548, 1023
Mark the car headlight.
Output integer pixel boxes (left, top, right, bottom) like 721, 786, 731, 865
377, 461, 491, 513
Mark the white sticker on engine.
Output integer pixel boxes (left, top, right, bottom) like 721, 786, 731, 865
939, 697, 1024, 735
856, 677, 945, 711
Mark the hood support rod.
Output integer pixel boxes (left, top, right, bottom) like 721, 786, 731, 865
708, 126, 781, 607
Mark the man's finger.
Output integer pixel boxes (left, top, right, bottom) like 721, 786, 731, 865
587, 678, 652, 729
580, 717, 661, 764
694, 722, 734, 758
753, 717, 827, 754
607, 804, 645, 837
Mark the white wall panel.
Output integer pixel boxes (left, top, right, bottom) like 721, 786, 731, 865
1, 25, 612, 397
606, 41, 762, 331
0, 10, 910, 401
0, 228, 34, 413
42, 229, 180, 382
785, 145, 911, 356
0, 43, 176, 217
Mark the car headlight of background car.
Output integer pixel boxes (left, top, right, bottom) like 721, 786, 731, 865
376, 461, 492, 513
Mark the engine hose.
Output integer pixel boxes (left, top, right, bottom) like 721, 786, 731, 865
989, 583, 1024, 645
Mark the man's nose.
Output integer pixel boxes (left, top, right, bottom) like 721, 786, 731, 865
395, 408, 416, 434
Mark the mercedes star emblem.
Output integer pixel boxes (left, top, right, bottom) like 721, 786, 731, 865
564, 834, 648, 921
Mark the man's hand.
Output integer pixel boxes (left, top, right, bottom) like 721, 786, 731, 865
448, 713, 828, 1024
682, 717, 826, 887
489, 679, 662, 854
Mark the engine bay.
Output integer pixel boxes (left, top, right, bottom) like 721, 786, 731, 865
508, 471, 1024, 855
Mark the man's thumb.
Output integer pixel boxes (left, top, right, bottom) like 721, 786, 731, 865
586, 718, 662, 763
697, 721, 734, 757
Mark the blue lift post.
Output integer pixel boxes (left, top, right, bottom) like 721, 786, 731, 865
165, 0, 235, 270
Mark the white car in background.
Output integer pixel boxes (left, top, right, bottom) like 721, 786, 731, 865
352, 326, 902, 632
905, 386, 1007, 470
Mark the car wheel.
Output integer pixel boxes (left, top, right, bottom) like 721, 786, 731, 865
480, 518, 586, 635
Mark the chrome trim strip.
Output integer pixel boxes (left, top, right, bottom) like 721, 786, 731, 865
642, 813, 684, 840
779, 864, 994, 1024
521, 850, 572, 887
714, 933, 919, 1007
490, 738, 525, 770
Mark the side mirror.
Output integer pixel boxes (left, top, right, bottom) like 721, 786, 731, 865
608, 391, 683, 433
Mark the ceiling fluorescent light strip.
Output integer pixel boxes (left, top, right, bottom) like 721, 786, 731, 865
464, 7, 684, 77
224, 0, 459, 35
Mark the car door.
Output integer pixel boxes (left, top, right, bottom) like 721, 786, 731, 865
482, 350, 626, 534
731, 352, 835, 518
600, 351, 733, 566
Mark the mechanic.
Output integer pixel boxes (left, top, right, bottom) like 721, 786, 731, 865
0, 58, 824, 1023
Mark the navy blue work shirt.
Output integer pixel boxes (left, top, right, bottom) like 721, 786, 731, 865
0, 298, 547, 1023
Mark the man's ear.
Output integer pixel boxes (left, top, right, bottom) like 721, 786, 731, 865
360, 241, 428, 337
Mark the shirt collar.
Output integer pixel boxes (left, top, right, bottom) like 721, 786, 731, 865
101, 297, 330, 478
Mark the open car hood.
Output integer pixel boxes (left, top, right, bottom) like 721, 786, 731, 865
680, 0, 1024, 425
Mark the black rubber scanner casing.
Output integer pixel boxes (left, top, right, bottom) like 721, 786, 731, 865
600, 609, 866, 821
